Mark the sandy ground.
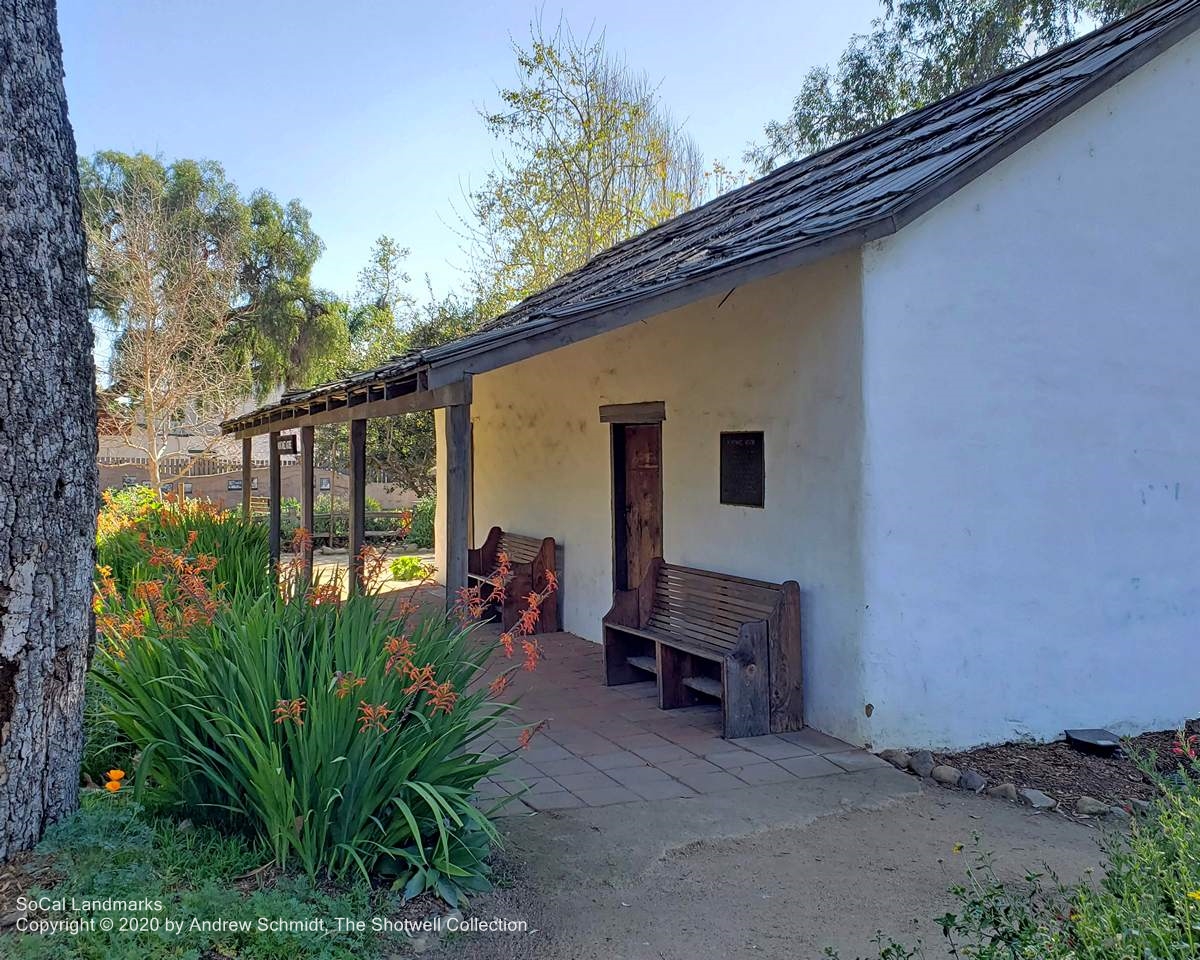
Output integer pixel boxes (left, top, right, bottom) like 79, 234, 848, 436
440, 776, 1105, 960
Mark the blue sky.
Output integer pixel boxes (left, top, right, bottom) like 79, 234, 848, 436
59, 0, 880, 302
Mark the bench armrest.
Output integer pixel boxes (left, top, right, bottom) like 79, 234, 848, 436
603, 587, 640, 627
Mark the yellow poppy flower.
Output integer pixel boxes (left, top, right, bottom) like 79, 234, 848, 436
106, 769, 126, 781
104, 780, 121, 792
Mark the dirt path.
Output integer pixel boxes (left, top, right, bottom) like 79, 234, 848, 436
444, 783, 1104, 960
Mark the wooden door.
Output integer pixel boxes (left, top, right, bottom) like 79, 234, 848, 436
613, 423, 663, 591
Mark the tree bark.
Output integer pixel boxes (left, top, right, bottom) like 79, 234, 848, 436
0, 0, 97, 860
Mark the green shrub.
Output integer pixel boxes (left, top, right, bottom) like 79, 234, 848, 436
830, 741, 1200, 960
409, 495, 435, 549
101, 483, 164, 519
94, 575, 512, 903
390, 555, 431, 581
97, 495, 271, 600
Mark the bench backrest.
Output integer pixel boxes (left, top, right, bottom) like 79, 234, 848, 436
497, 532, 547, 566
648, 563, 784, 651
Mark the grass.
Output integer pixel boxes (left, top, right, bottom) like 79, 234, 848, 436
4, 794, 404, 960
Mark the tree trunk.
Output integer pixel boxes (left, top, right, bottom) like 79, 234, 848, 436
0, 0, 97, 860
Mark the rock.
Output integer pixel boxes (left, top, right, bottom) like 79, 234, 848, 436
879, 748, 911, 770
959, 769, 987, 793
909, 750, 936, 778
177, 818, 194, 833
1018, 788, 1057, 810
1074, 795, 1110, 816
1104, 805, 1131, 822
986, 783, 1019, 802
1130, 799, 1152, 816
931, 764, 961, 786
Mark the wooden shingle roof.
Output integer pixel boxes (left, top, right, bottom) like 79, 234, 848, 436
225, 0, 1200, 435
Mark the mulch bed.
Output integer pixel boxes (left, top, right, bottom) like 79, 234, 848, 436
936, 718, 1199, 809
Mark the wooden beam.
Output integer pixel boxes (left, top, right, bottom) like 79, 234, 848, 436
229, 379, 471, 438
445, 401, 472, 609
599, 401, 666, 424
348, 418, 367, 592
241, 437, 253, 519
300, 425, 314, 582
268, 431, 282, 566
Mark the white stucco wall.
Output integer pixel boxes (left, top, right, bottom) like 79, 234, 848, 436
437, 255, 873, 742
859, 30, 1200, 748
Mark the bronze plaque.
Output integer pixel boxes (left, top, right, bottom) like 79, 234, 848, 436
719, 431, 764, 507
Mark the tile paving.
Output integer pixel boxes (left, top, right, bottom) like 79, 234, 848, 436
473, 630, 881, 814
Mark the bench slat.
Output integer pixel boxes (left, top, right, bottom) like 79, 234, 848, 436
655, 591, 775, 623
626, 655, 657, 675
647, 613, 740, 649
603, 621, 726, 662
496, 533, 544, 564
650, 602, 756, 634
658, 562, 786, 594
656, 573, 777, 615
682, 675, 723, 699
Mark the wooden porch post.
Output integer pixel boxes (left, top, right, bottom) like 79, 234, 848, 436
241, 436, 252, 519
445, 401, 472, 608
300, 425, 315, 581
348, 417, 367, 592
268, 431, 282, 566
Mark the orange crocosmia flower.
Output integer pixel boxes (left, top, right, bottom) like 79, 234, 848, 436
498, 632, 515, 657
104, 780, 122, 793
428, 681, 458, 715
383, 635, 415, 675
273, 698, 306, 725
334, 672, 367, 699
357, 546, 388, 590
392, 599, 420, 618
306, 583, 342, 606
357, 701, 393, 734
488, 674, 511, 698
516, 605, 540, 636
522, 638, 541, 672
517, 721, 547, 750
291, 526, 314, 556
403, 663, 436, 696
106, 769, 126, 782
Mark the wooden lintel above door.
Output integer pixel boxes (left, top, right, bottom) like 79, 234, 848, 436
599, 401, 666, 424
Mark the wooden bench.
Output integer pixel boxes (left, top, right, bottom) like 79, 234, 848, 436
468, 526, 559, 633
602, 559, 802, 738
310, 510, 411, 546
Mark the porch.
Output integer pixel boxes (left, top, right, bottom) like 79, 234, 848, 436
462, 624, 881, 812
